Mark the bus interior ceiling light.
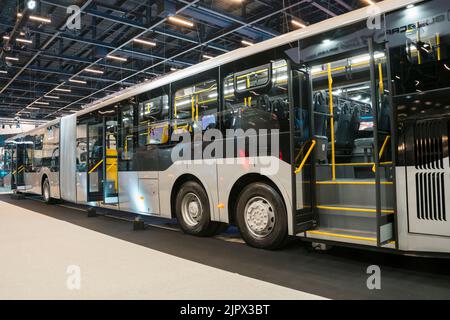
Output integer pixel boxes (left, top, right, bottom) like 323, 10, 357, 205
5, 56, 19, 61
54, 88, 71, 92
168, 16, 194, 28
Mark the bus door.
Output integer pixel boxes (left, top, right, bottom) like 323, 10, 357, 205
103, 116, 119, 205
290, 66, 318, 233
87, 121, 104, 202
294, 40, 395, 246
14, 142, 27, 190
2, 142, 13, 188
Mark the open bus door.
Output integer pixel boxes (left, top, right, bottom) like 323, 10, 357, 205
86, 113, 119, 205
289, 39, 395, 246
11, 142, 30, 191
289, 64, 318, 233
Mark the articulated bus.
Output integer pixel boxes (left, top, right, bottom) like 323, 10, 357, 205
4, 0, 450, 255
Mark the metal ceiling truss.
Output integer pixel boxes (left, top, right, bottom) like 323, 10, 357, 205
0, 0, 362, 123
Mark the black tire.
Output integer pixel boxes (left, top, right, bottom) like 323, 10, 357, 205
236, 182, 288, 250
42, 177, 54, 204
175, 180, 221, 237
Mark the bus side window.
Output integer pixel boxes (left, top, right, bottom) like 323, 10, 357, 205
138, 94, 170, 146
173, 79, 218, 135
223, 60, 289, 132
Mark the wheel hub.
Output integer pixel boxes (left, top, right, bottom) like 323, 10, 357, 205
181, 193, 203, 227
244, 196, 275, 238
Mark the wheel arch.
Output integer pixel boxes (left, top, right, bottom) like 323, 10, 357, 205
41, 174, 49, 195
227, 173, 288, 226
170, 174, 207, 219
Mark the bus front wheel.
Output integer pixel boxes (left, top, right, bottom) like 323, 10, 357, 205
236, 182, 288, 250
175, 180, 221, 237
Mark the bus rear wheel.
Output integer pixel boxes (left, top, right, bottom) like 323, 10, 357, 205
236, 182, 288, 250
42, 178, 54, 204
175, 181, 221, 237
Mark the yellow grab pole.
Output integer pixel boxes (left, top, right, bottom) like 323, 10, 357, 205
378, 63, 384, 94
416, 22, 422, 65
191, 96, 195, 121
246, 76, 251, 107
436, 33, 441, 61
196, 95, 199, 122
327, 63, 336, 180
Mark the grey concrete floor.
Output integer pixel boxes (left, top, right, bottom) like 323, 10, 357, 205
1, 193, 450, 300
0, 195, 325, 300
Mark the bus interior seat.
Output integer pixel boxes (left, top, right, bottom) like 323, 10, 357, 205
352, 96, 391, 163
313, 91, 328, 137
333, 102, 360, 154
312, 91, 329, 163
256, 94, 271, 112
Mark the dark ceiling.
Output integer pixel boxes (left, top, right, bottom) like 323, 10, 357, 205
0, 0, 368, 122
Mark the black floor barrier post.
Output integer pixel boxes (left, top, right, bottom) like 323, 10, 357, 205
87, 207, 98, 217
133, 216, 145, 231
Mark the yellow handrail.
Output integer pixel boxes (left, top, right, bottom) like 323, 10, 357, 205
88, 159, 104, 174
295, 140, 316, 174
372, 135, 391, 172
327, 63, 336, 180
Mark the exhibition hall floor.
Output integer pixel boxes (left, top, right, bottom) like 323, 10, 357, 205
0, 194, 449, 300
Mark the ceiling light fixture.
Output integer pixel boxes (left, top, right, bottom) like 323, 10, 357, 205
34, 101, 49, 105
27, 0, 37, 10
241, 40, 254, 46
133, 38, 157, 46
5, 56, 19, 61
168, 16, 194, 28
44, 95, 59, 99
0, 70, 7, 74
54, 88, 71, 93
106, 54, 127, 62
69, 79, 87, 84
17, 13, 52, 24
291, 20, 306, 28
3, 36, 33, 44
84, 68, 104, 74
